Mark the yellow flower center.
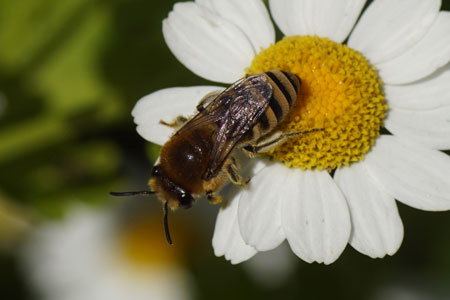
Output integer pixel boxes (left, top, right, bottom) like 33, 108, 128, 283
119, 214, 182, 268
247, 36, 387, 170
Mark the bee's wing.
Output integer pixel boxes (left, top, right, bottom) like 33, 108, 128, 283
176, 75, 270, 134
196, 74, 273, 180
173, 75, 272, 179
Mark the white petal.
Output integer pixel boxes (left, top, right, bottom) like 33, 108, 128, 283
197, 0, 275, 53
163, 2, 255, 84
237, 152, 268, 179
348, 0, 440, 64
132, 86, 223, 145
269, 0, 365, 43
376, 12, 450, 85
195, 0, 214, 9
211, 156, 267, 264
384, 63, 450, 111
212, 188, 257, 264
238, 163, 287, 251
364, 135, 450, 211
282, 169, 351, 264
385, 106, 450, 150
269, 0, 304, 37
335, 163, 403, 258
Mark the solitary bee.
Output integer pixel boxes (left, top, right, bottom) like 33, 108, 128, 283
112, 70, 317, 244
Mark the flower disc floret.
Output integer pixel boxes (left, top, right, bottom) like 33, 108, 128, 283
248, 36, 387, 170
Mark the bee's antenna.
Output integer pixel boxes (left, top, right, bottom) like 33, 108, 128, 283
110, 191, 155, 196
163, 201, 173, 245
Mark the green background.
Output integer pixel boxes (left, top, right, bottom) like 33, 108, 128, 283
1, 0, 449, 299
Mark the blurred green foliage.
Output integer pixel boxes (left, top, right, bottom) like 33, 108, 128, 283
0, 0, 449, 300
0, 0, 210, 217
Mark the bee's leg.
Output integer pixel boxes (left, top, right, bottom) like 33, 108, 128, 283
206, 190, 222, 205
241, 131, 282, 157
241, 143, 260, 158
243, 128, 323, 155
159, 115, 188, 128
224, 157, 249, 188
196, 90, 222, 112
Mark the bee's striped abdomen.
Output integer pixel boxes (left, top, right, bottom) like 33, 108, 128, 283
245, 70, 301, 141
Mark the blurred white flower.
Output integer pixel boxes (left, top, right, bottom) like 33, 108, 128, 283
242, 242, 297, 289
371, 281, 449, 300
133, 0, 450, 265
21, 206, 194, 300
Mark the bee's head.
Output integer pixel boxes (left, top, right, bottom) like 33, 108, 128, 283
109, 164, 195, 245
149, 165, 195, 210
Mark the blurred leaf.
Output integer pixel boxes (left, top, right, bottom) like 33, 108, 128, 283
26, 1, 123, 118
0, 116, 74, 164
0, 195, 31, 251
0, 0, 130, 215
0, 0, 90, 73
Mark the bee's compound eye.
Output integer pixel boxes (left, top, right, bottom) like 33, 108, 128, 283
178, 192, 194, 209
151, 166, 162, 176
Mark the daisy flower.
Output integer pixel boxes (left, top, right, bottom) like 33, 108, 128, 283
21, 206, 194, 300
132, 0, 450, 264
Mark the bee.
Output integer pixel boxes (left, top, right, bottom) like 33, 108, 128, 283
112, 70, 316, 244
